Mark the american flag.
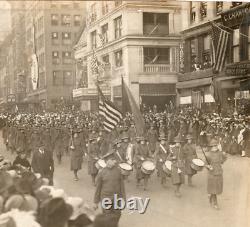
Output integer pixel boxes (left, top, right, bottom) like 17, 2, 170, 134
98, 33, 105, 47
210, 22, 230, 73
97, 85, 122, 132
90, 52, 99, 74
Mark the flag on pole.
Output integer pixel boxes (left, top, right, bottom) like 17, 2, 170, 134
191, 90, 202, 109
210, 77, 222, 104
98, 33, 105, 47
122, 78, 146, 136
210, 22, 230, 73
97, 85, 122, 132
90, 52, 99, 74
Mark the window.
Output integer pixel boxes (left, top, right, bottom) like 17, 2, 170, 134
91, 30, 97, 49
52, 51, 60, 65
53, 71, 61, 86
231, 2, 242, 8
62, 51, 72, 64
216, 2, 223, 15
200, 2, 207, 19
114, 16, 122, 39
61, 3, 71, 9
114, 50, 123, 67
51, 32, 59, 45
90, 3, 97, 23
74, 15, 81, 26
102, 1, 109, 15
190, 38, 199, 71
144, 47, 170, 65
233, 29, 240, 63
102, 54, 110, 65
62, 32, 71, 45
202, 35, 211, 69
115, 1, 122, 7
190, 2, 196, 23
143, 13, 169, 36
51, 14, 59, 26
63, 71, 73, 85
61, 14, 71, 26
101, 23, 108, 44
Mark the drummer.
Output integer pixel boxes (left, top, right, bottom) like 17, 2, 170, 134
206, 138, 227, 210
183, 134, 198, 187
169, 135, 185, 197
113, 139, 126, 163
133, 136, 152, 190
154, 134, 170, 188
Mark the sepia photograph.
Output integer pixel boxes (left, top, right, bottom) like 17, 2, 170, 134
0, 0, 249, 227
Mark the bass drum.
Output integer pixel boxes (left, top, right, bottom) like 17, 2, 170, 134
95, 159, 106, 170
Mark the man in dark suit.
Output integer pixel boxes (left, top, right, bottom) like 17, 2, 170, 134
31, 141, 54, 185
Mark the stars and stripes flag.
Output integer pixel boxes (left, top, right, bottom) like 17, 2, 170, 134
210, 22, 230, 73
97, 85, 122, 132
90, 52, 99, 74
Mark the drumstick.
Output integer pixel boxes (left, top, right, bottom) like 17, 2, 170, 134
200, 146, 210, 165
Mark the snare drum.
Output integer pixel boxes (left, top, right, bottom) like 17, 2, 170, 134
119, 163, 133, 176
191, 159, 205, 171
141, 160, 155, 175
95, 159, 106, 170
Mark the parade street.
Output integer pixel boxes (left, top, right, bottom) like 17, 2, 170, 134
0, 134, 249, 227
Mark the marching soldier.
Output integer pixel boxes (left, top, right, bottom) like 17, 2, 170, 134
87, 136, 100, 185
146, 124, 158, 154
113, 139, 126, 163
183, 135, 198, 187
134, 136, 152, 190
54, 126, 65, 164
206, 138, 227, 210
154, 135, 170, 187
169, 135, 185, 197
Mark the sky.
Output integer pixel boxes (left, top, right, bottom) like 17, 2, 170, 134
0, 1, 11, 42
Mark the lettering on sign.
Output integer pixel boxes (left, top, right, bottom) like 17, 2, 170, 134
226, 62, 250, 76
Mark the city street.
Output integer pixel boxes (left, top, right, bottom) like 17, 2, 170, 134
0, 134, 249, 227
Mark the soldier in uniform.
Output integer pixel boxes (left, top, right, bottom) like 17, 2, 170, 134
183, 135, 198, 187
70, 129, 85, 181
54, 126, 65, 164
206, 138, 227, 210
154, 135, 170, 187
15, 127, 28, 155
87, 136, 100, 185
113, 139, 126, 163
134, 136, 152, 190
169, 135, 185, 197
94, 153, 126, 226
146, 124, 158, 154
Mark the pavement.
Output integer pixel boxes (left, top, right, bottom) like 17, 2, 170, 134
0, 133, 250, 227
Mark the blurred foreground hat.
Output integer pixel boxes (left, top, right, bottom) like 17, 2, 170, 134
0, 171, 13, 194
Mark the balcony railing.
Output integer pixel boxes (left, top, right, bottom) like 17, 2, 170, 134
144, 64, 171, 73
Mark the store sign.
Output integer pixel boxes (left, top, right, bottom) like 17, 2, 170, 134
225, 62, 250, 76
180, 96, 191, 105
221, 3, 250, 27
7, 94, 16, 103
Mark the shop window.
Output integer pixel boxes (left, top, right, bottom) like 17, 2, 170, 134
114, 16, 122, 39
61, 14, 71, 26
190, 2, 196, 23
91, 30, 97, 49
233, 28, 240, 63
114, 50, 123, 67
143, 13, 169, 36
190, 38, 200, 71
144, 47, 170, 64
216, 2, 223, 15
51, 14, 58, 26
63, 71, 73, 86
53, 71, 61, 86
200, 2, 207, 20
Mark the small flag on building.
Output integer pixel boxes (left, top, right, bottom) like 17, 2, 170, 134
90, 52, 99, 75
97, 85, 122, 132
98, 33, 105, 47
210, 22, 230, 73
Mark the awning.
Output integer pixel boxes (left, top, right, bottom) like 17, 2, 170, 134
240, 78, 250, 90
140, 84, 176, 96
176, 77, 212, 89
180, 96, 191, 105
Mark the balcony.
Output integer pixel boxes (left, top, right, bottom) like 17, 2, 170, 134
178, 68, 213, 82
144, 64, 172, 73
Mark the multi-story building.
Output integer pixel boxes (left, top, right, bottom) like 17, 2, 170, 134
24, 0, 86, 110
178, 2, 250, 113
73, 1, 182, 111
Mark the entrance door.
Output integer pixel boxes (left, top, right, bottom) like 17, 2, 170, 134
141, 95, 175, 112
